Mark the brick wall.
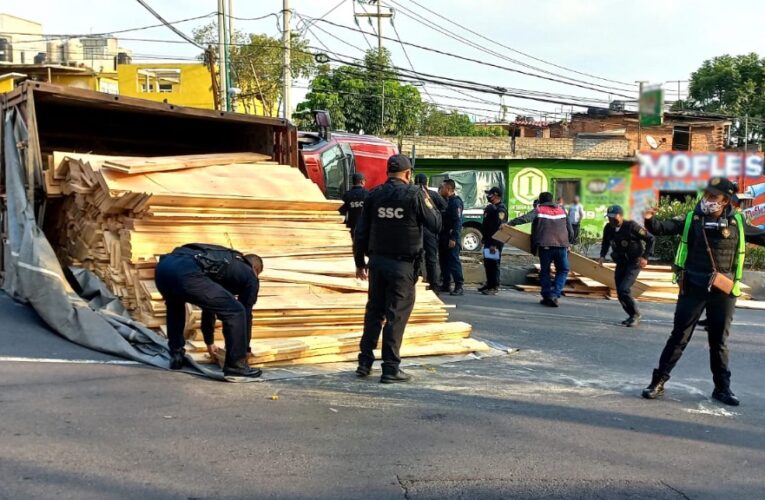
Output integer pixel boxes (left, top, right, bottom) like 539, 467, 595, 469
393, 136, 631, 160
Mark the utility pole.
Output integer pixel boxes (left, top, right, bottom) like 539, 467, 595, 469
282, 0, 291, 120
227, 0, 234, 46
217, 0, 228, 111
355, 1, 392, 132
636, 80, 648, 154
666, 80, 688, 109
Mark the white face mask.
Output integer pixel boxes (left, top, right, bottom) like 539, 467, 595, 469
700, 198, 723, 215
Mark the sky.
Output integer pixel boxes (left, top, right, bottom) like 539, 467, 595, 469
4, 0, 765, 122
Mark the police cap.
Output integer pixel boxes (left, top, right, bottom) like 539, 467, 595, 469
387, 154, 413, 173
705, 177, 738, 199
485, 186, 503, 197
605, 205, 624, 218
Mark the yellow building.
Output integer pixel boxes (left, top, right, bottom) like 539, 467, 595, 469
117, 62, 268, 114
0, 64, 117, 94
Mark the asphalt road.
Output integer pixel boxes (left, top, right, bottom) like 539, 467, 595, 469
1, 289, 764, 499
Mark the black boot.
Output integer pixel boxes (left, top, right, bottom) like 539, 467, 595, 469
642, 369, 669, 399
223, 358, 262, 379
477, 284, 489, 292
450, 287, 464, 296
380, 369, 412, 384
356, 364, 371, 378
712, 388, 740, 406
624, 314, 641, 328
169, 348, 185, 370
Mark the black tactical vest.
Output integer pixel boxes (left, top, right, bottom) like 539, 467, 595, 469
685, 214, 740, 275
368, 180, 422, 258
610, 221, 644, 263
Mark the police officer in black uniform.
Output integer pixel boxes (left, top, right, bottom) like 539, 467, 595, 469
597, 205, 655, 327
438, 179, 465, 296
338, 172, 368, 239
478, 187, 508, 295
415, 173, 448, 293
354, 155, 441, 383
155, 243, 263, 379
641, 178, 765, 405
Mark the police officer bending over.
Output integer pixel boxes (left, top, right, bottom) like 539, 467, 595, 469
354, 155, 441, 383
641, 178, 765, 405
338, 172, 368, 239
597, 205, 655, 327
155, 243, 263, 379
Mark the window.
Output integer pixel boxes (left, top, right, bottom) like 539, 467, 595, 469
672, 126, 690, 150
321, 145, 348, 199
137, 68, 181, 93
82, 38, 107, 60
158, 83, 173, 93
554, 179, 581, 204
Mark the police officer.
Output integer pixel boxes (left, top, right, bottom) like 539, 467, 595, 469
415, 173, 448, 293
641, 178, 765, 405
478, 187, 508, 295
155, 243, 263, 379
354, 155, 441, 383
597, 205, 655, 327
438, 179, 465, 296
338, 172, 368, 239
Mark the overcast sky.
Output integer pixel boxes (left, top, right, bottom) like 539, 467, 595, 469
6, 0, 765, 121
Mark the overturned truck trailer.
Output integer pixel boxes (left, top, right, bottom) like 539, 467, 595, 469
0, 81, 298, 281
0, 82, 297, 376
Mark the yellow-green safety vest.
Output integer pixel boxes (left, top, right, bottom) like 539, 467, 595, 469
673, 212, 746, 296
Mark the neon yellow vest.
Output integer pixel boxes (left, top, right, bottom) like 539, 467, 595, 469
673, 212, 746, 296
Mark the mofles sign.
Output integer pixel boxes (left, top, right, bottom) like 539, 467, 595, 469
638, 152, 764, 179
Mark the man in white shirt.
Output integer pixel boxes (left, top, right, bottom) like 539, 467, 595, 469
568, 196, 585, 244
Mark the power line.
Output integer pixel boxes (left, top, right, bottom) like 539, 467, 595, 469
404, 0, 636, 88
300, 15, 635, 99
383, 0, 636, 95
133, 0, 205, 50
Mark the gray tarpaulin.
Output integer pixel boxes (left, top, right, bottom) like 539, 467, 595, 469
1, 107, 228, 381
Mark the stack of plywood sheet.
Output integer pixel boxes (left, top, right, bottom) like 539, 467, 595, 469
44, 152, 488, 367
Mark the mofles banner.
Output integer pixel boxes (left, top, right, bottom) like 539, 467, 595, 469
632, 152, 765, 227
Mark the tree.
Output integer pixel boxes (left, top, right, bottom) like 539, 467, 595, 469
678, 53, 765, 147
295, 48, 423, 135
192, 22, 316, 116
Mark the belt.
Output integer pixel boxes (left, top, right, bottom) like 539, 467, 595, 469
371, 253, 418, 262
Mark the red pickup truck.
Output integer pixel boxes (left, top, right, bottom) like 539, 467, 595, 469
297, 112, 398, 198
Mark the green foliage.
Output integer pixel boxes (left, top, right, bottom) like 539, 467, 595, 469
684, 53, 765, 147
296, 49, 504, 136
653, 195, 698, 262
745, 246, 765, 270
574, 229, 600, 257
294, 49, 422, 135
193, 23, 316, 116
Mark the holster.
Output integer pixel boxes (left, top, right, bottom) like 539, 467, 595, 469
413, 250, 424, 279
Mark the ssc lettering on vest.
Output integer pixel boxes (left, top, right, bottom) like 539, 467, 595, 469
350, 201, 364, 208
377, 207, 405, 219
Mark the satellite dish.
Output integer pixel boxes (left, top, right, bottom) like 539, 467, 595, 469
646, 135, 659, 150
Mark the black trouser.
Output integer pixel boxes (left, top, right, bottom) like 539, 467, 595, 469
656, 284, 737, 389
438, 238, 464, 289
483, 243, 503, 289
155, 254, 249, 366
572, 223, 581, 244
422, 229, 440, 289
614, 260, 641, 317
359, 255, 417, 373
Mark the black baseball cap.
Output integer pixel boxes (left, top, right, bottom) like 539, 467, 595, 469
705, 177, 738, 198
387, 154, 413, 173
485, 187, 503, 197
605, 205, 624, 218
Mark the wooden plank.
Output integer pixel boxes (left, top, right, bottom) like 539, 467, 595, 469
102, 152, 271, 174
493, 225, 650, 297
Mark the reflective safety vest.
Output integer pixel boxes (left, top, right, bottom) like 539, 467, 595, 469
673, 212, 746, 296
